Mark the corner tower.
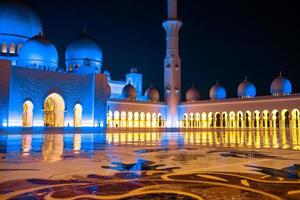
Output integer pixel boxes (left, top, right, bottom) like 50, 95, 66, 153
163, 0, 182, 127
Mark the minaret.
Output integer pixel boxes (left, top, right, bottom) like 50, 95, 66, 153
163, 0, 182, 127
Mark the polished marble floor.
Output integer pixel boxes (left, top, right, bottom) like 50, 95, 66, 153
0, 129, 300, 199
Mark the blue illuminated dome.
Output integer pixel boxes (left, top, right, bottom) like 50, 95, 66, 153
17, 34, 58, 71
145, 84, 160, 102
270, 73, 292, 96
186, 84, 200, 102
209, 82, 226, 100
65, 33, 103, 74
122, 84, 137, 100
0, 0, 42, 52
237, 78, 256, 98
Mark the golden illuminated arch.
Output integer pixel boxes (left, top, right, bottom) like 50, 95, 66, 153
281, 109, 289, 128
183, 113, 188, 127
146, 112, 151, 127
245, 111, 252, 128
22, 101, 33, 127
291, 109, 300, 128
74, 104, 82, 127
44, 93, 65, 127
113, 111, 120, 127
158, 113, 163, 127
214, 112, 221, 127
140, 112, 145, 128
107, 111, 113, 127
152, 113, 157, 127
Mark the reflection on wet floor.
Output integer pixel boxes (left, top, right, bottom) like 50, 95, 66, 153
0, 129, 300, 199
1, 129, 300, 159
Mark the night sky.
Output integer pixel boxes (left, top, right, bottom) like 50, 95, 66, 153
27, 0, 300, 100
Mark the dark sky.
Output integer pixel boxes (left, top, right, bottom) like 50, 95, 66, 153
27, 0, 300, 99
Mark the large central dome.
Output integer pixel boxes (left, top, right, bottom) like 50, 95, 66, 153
0, 0, 42, 43
18, 34, 58, 71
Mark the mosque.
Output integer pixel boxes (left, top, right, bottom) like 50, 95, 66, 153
0, 0, 299, 129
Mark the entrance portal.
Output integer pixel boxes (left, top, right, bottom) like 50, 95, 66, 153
44, 93, 65, 127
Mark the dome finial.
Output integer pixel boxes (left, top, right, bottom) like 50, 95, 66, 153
83, 27, 87, 34
216, 80, 219, 85
279, 71, 282, 77
245, 75, 248, 81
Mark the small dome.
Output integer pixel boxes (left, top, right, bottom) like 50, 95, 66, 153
271, 73, 292, 96
122, 84, 137, 100
18, 34, 58, 71
209, 82, 226, 100
186, 85, 200, 102
237, 78, 256, 98
145, 84, 159, 102
65, 33, 102, 73
0, 0, 42, 42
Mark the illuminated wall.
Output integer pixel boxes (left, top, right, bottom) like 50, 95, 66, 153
107, 99, 167, 128
0, 61, 109, 127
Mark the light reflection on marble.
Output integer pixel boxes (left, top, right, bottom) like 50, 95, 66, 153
0, 129, 300, 199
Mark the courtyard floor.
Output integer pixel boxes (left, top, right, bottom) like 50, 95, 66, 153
0, 129, 300, 199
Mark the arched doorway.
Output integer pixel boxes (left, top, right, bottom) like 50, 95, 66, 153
254, 110, 260, 128
107, 111, 113, 127
128, 112, 133, 127
158, 113, 163, 127
152, 113, 157, 127
281, 109, 289, 128
113, 111, 120, 127
229, 112, 235, 128
189, 113, 194, 128
44, 93, 65, 127
121, 111, 126, 127
74, 104, 82, 127
215, 113, 221, 127
195, 113, 200, 128
134, 112, 139, 127
22, 101, 33, 127
183, 113, 188, 127
271, 110, 279, 128
140, 112, 145, 127
222, 112, 228, 128
237, 111, 243, 128
245, 111, 251, 128
262, 110, 270, 128
292, 109, 300, 128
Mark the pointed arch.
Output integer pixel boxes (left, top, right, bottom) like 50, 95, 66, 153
113, 111, 120, 127
140, 112, 145, 127
222, 112, 228, 128
245, 111, 252, 128
44, 93, 65, 127
22, 100, 34, 127
134, 112, 139, 127
281, 109, 289, 128
107, 111, 113, 127
74, 103, 82, 127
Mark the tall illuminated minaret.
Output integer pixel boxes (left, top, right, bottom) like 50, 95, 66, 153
163, 0, 182, 127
